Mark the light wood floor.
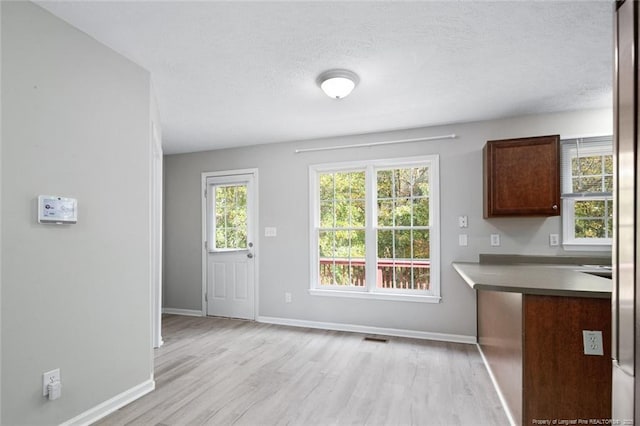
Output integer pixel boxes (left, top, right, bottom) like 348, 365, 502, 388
97, 315, 508, 425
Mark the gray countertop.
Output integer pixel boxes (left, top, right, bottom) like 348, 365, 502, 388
452, 261, 612, 298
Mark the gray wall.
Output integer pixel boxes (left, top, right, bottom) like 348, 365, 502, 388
165, 109, 612, 337
1, 2, 153, 424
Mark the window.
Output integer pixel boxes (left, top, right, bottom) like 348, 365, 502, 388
211, 183, 248, 251
561, 136, 613, 250
310, 156, 440, 303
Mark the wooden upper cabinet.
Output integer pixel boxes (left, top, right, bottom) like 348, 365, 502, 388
483, 135, 561, 218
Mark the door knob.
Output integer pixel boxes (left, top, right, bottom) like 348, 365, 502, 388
247, 253, 254, 259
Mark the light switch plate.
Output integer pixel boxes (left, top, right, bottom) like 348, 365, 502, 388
582, 330, 604, 356
458, 234, 468, 246
264, 227, 277, 237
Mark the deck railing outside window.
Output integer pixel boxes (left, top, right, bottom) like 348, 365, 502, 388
319, 258, 430, 290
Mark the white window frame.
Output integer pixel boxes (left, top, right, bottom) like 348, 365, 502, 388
206, 174, 253, 253
308, 155, 440, 303
561, 137, 613, 251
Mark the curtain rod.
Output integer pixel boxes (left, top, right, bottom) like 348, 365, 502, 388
294, 134, 457, 154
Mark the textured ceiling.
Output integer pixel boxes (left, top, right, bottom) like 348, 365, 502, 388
36, 1, 613, 154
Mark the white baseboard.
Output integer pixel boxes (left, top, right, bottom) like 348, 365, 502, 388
477, 344, 516, 426
60, 378, 155, 426
256, 315, 475, 344
162, 308, 204, 317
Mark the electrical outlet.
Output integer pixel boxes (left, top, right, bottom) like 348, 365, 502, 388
549, 234, 559, 246
43, 369, 60, 397
490, 234, 500, 246
285, 292, 292, 303
458, 234, 468, 246
458, 216, 468, 228
583, 330, 604, 356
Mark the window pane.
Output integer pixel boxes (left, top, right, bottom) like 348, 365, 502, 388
412, 167, 429, 196
319, 231, 334, 258
377, 230, 393, 259
573, 176, 603, 193
351, 201, 365, 227
377, 170, 393, 198
576, 156, 602, 175
349, 171, 366, 199
604, 176, 613, 192
334, 200, 350, 227
394, 230, 411, 259
349, 262, 366, 287
335, 230, 351, 258
606, 200, 613, 238
395, 169, 412, 197
378, 200, 393, 226
394, 198, 412, 226
320, 201, 334, 228
414, 266, 430, 290
319, 229, 365, 287
319, 173, 334, 201
319, 261, 335, 286
413, 230, 430, 259
575, 200, 606, 217
394, 265, 412, 289
412, 198, 429, 226
214, 184, 247, 249
575, 219, 606, 238
604, 155, 613, 174
320, 170, 365, 229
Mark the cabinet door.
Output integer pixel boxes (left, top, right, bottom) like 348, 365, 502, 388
484, 135, 560, 218
523, 295, 611, 424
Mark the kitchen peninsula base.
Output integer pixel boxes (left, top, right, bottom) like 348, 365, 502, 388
478, 290, 611, 425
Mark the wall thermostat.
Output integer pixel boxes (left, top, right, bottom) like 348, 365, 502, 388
38, 195, 77, 224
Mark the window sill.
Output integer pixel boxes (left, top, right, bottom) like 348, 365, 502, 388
308, 288, 441, 303
562, 242, 612, 252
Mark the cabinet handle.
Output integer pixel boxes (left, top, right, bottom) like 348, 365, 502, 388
552, 204, 558, 210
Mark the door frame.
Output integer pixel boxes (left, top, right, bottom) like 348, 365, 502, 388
201, 168, 259, 317
151, 121, 163, 348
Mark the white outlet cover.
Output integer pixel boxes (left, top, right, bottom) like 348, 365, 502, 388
490, 234, 500, 246
582, 330, 604, 356
549, 233, 559, 246
458, 234, 468, 246
458, 216, 468, 228
43, 369, 60, 396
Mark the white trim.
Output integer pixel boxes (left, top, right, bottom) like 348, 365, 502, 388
162, 308, 204, 317
257, 316, 474, 344
562, 242, 612, 252
150, 121, 163, 349
308, 155, 440, 299
60, 378, 155, 426
476, 344, 517, 426
309, 288, 441, 303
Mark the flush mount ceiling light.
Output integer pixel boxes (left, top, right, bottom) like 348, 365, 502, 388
317, 69, 359, 99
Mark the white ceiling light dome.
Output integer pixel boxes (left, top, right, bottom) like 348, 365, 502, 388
317, 69, 359, 99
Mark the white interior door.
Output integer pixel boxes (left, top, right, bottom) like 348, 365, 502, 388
205, 172, 256, 319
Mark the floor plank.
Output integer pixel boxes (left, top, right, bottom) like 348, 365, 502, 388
96, 315, 508, 425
